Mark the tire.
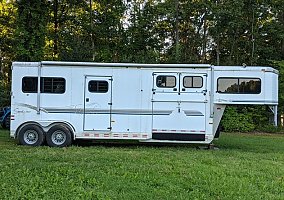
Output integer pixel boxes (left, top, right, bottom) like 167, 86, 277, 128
18, 124, 45, 146
1, 121, 6, 129
46, 125, 72, 147
4, 114, 10, 129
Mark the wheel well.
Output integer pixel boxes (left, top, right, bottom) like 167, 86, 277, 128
47, 122, 75, 140
16, 122, 43, 139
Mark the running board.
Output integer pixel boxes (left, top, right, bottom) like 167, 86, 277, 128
152, 133, 205, 141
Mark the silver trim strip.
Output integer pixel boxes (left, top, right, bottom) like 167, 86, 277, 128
183, 110, 204, 116
15, 104, 173, 115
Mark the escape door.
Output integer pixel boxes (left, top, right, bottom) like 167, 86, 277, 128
152, 72, 208, 133
84, 76, 112, 131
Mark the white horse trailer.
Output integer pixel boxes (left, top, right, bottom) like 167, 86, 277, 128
10, 61, 278, 147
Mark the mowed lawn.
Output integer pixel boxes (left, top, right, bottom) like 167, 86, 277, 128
1, 129, 284, 200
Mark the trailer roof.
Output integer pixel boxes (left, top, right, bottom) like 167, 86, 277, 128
13, 61, 211, 68
42, 61, 212, 68
12, 61, 278, 74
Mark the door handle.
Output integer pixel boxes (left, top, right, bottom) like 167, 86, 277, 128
86, 98, 89, 102
173, 88, 177, 91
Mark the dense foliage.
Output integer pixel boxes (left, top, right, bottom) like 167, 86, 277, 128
0, 0, 284, 130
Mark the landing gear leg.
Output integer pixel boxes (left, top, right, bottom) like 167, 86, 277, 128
196, 143, 219, 150
207, 143, 218, 150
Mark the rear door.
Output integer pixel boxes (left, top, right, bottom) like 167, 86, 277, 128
84, 76, 112, 131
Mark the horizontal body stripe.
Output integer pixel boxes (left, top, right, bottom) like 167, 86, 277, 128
15, 104, 175, 115
46, 109, 173, 115
215, 100, 278, 104
183, 110, 204, 116
15, 104, 207, 117
152, 100, 207, 103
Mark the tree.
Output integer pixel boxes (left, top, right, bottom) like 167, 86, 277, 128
122, 0, 162, 63
0, 0, 16, 106
15, 0, 48, 61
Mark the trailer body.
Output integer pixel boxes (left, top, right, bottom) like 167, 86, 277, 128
10, 62, 278, 147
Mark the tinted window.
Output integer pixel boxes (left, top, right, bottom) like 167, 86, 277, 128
217, 78, 238, 93
217, 78, 261, 94
156, 76, 176, 88
183, 76, 203, 88
239, 79, 261, 94
22, 76, 65, 93
22, 77, 38, 93
89, 80, 108, 93
41, 77, 65, 94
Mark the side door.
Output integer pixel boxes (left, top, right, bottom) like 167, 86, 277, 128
152, 72, 208, 136
152, 72, 180, 131
179, 73, 208, 132
84, 76, 112, 131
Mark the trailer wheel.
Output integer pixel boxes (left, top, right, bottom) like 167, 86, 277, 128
46, 125, 72, 147
18, 124, 45, 146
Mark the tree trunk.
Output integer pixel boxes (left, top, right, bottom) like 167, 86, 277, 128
175, 0, 180, 62
216, 36, 220, 66
202, 13, 207, 63
90, 0, 95, 61
281, 10, 284, 59
53, 0, 58, 59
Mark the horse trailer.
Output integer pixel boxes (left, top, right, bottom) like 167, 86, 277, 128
10, 61, 278, 147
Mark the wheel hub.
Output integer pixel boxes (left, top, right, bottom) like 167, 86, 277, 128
52, 130, 66, 145
27, 133, 36, 140
24, 130, 38, 144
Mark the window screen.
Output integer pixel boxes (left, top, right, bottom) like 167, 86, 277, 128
22, 77, 38, 93
41, 77, 65, 94
156, 76, 176, 88
89, 80, 108, 93
217, 78, 261, 94
183, 76, 203, 88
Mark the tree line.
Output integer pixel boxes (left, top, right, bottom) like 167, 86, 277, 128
1, 0, 284, 131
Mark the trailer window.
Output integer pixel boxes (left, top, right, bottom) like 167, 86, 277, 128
22, 77, 38, 93
156, 76, 176, 88
41, 77, 65, 94
217, 78, 261, 94
22, 77, 65, 93
89, 81, 108, 93
183, 76, 203, 88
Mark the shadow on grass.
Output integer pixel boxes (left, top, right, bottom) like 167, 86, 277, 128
72, 139, 203, 150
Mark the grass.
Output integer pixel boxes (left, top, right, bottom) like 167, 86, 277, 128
1, 129, 284, 199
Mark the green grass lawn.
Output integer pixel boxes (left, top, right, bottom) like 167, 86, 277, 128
1, 129, 284, 200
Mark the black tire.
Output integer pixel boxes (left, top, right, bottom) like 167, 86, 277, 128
1, 121, 6, 129
18, 124, 45, 146
46, 125, 72, 147
4, 114, 10, 129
